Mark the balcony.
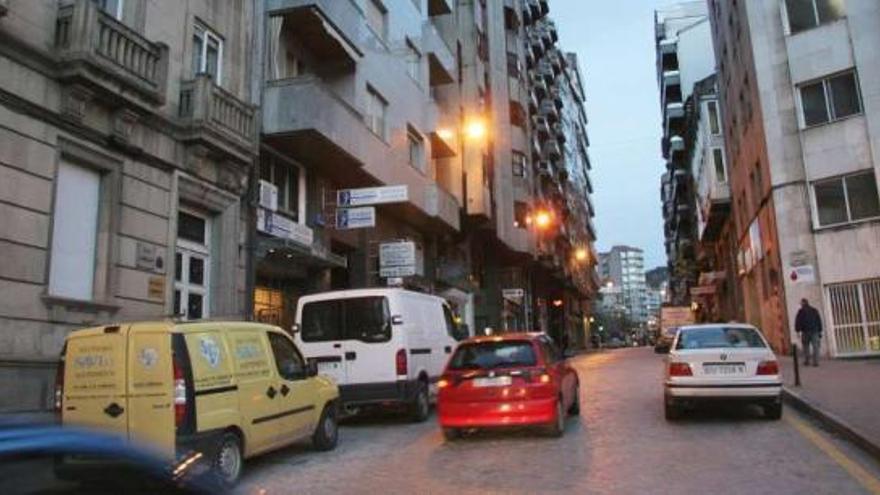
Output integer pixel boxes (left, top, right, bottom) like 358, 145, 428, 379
266, 0, 362, 68
527, 0, 541, 19
533, 115, 551, 138
531, 134, 543, 160
424, 22, 455, 86
658, 37, 677, 55
531, 75, 549, 98
552, 122, 565, 142
665, 102, 684, 119
429, 106, 457, 159
542, 140, 561, 161
529, 33, 545, 59
550, 86, 563, 109
537, 60, 554, 84
539, 98, 559, 122
54, 0, 168, 104
662, 70, 681, 86
263, 75, 385, 180
428, 0, 453, 16
425, 182, 460, 231
178, 74, 258, 163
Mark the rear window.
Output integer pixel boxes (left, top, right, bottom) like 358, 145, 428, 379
448, 341, 537, 370
675, 326, 766, 350
301, 297, 391, 343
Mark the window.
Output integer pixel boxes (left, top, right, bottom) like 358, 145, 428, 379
800, 71, 862, 127
268, 332, 306, 380
93, 0, 123, 19
405, 39, 421, 84
260, 153, 303, 220
193, 24, 223, 85
675, 326, 767, 350
366, 86, 388, 140
301, 297, 391, 343
254, 286, 284, 325
48, 162, 101, 300
712, 148, 727, 183
174, 210, 211, 320
366, 0, 387, 41
512, 151, 526, 178
407, 125, 425, 172
814, 171, 880, 227
447, 341, 537, 370
785, 0, 845, 34
707, 101, 721, 135
442, 305, 458, 339
827, 279, 880, 355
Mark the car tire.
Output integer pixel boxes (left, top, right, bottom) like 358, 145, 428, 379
442, 428, 461, 441
567, 383, 580, 416
312, 402, 340, 451
763, 402, 783, 421
409, 381, 430, 423
213, 432, 243, 487
664, 401, 682, 421
546, 398, 565, 437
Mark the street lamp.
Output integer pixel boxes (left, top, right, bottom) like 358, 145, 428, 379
575, 247, 588, 262
464, 119, 487, 140
533, 209, 553, 229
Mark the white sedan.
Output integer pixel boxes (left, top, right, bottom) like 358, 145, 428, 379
663, 324, 783, 420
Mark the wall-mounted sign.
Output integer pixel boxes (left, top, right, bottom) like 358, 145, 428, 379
335, 207, 376, 229
502, 288, 525, 301
147, 276, 165, 300
690, 285, 716, 296
337, 185, 408, 207
380, 265, 417, 278
379, 242, 416, 268
136, 243, 164, 272
788, 265, 815, 284
258, 209, 314, 247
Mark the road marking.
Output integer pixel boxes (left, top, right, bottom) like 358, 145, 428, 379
786, 413, 880, 494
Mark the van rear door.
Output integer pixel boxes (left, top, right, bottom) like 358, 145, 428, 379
297, 299, 347, 385
63, 325, 130, 435
126, 322, 174, 457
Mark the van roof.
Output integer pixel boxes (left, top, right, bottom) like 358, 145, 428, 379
67, 320, 281, 337
297, 288, 445, 304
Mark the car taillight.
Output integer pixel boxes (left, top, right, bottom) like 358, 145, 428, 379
54, 356, 65, 413
395, 349, 408, 376
173, 355, 187, 428
757, 360, 779, 375
538, 373, 552, 384
668, 362, 692, 377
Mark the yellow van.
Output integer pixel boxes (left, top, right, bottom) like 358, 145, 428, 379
56, 321, 339, 485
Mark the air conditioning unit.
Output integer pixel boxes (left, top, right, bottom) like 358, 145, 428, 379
258, 180, 278, 211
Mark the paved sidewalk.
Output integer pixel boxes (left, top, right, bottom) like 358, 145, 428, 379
780, 355, 880, 459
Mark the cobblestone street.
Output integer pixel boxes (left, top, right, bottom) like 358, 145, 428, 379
238, 349, 880, 494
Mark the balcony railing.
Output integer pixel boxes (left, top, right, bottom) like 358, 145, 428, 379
55, 0, 168, 103
179, 74, 258, 162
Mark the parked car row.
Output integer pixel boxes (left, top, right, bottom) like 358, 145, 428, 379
47, 288, 581, 490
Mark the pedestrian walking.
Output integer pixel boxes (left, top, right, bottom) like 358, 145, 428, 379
794, 298, 823, 366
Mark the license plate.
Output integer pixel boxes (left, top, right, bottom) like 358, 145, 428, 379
473, 376, 512, 387
703, 363, 746, 375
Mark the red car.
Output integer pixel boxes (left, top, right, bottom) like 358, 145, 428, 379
436, 333, 580, 439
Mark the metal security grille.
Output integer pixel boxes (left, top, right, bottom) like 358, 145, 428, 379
827, 279, 880, 356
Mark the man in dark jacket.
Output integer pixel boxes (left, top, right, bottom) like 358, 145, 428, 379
795, 298, 823, 366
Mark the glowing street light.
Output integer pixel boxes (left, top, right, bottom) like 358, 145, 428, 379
575, 247, 588, 262
464, 119, 487, 140
533, 209, 553, 229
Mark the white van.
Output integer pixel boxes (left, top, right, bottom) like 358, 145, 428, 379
293, 288, 468, 421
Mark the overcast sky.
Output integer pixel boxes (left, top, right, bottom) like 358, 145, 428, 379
553, 0, 680, 270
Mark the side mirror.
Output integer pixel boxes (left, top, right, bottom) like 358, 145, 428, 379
291, 323, 300, 334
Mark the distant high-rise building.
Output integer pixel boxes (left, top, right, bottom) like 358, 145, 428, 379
598, 246, 647, 323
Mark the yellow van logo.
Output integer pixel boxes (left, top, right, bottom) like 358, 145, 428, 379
138, 348, 159, 369
199, 337, 222, 368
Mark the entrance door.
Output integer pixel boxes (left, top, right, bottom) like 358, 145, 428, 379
174, 210, 211, 320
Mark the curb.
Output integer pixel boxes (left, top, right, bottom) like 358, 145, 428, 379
782, 386, 880, 463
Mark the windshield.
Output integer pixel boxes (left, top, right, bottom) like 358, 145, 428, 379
675, 326, 767, 350
447, 341, 537, 370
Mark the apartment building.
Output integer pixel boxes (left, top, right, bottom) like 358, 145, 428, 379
0, 0, 258, 410
708, 0, 880, 356
655, 1, 714, 306
598, 246, 647, 323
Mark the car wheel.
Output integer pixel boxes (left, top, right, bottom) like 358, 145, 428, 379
312, 402, 339, 451
664, 401, 682, 421
763, 402, 783, 421
214, 432, 243, 486
567, 383, 580, 416
409, 381, 430, 423
546, 398, 565, 437
442, 428, 461, 441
